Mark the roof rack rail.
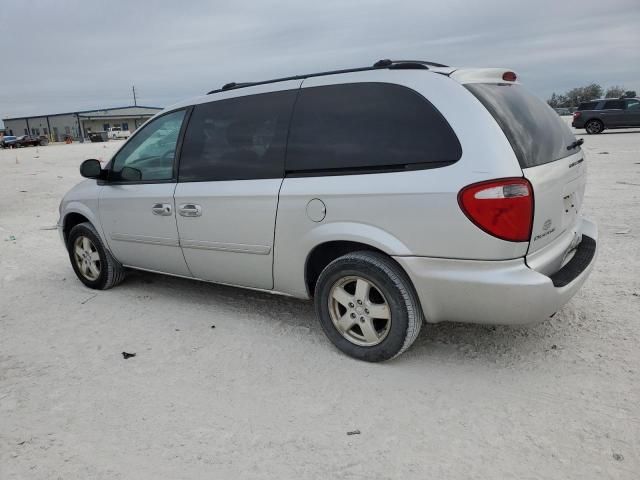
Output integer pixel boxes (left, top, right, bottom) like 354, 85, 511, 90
221, 82, 254, 91
207, 59, 449, 95
373, 59, 449, 69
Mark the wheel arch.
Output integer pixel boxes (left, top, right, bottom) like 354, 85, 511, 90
302, 222, 413, 297
305, 240, 387, 297
61, 202, 105, 246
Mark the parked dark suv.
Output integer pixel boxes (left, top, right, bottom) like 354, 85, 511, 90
572, 98, 640, 134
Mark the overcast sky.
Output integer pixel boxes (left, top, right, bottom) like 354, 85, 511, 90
1, 0, 638, 123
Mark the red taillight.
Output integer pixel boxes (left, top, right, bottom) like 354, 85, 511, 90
458, 178, 533, 242
573, 111, 581, 119
502, 71, 517, 82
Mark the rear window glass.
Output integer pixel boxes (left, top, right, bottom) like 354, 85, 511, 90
578, 101, 599, 111
286, 83, 461, 173
465, 84, 578, 169
179, 90, 297, 182
603, 100, 624, 110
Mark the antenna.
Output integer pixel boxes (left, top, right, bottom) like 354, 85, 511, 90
132, 85, 137, 106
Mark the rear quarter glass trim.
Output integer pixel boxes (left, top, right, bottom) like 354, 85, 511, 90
285, 160, 456, 177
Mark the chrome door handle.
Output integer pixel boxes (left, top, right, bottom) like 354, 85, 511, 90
152, 203, 172, 216
178, 204, 202, 217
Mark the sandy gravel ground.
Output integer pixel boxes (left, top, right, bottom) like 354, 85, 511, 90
1, 125, 639, 479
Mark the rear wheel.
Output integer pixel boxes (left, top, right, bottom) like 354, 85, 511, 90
314, 251, 423, 362
67, 222, 125, 289
585, 119, 604, 134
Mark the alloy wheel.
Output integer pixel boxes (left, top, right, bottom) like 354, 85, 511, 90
586, 121, 602, 134
328, 275, 392, 346
73, 236, 101, 281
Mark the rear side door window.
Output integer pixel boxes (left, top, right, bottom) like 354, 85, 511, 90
602, 100, 624, 110
286, 82, 461, 174
178, 90, 297, 182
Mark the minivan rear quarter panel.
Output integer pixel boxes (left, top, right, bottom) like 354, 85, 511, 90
273, 70, 526, 298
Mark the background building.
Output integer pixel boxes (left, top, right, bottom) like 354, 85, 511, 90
2, 105, 162, 141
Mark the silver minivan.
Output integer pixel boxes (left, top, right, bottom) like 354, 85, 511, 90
58, 60, 598, 361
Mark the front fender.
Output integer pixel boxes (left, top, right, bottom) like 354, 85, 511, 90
60, 201, 108, 247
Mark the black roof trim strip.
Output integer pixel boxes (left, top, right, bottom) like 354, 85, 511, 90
207, 59, 448, 95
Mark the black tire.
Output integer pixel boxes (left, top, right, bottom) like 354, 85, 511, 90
314, 251, 423, 362
585, 119, 604, 134
67, 222, 125, 289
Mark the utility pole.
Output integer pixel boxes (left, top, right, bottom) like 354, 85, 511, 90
132, 85, 137, 106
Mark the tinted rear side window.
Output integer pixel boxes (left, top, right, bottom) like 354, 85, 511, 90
602, 100, 624, 110
465, 84, 577, 169
179, 90, 297, 182
578, 101, 599, 111
286, 83, 461, 173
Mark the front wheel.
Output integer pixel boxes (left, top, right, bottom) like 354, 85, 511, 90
314, 251, 423, 362
67, 222, 126, 289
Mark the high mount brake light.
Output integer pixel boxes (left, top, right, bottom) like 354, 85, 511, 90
458, 178, 533, 242
502, 71, 517, 82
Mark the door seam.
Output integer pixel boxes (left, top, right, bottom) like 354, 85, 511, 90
172, 182, 194, 277
271, 80, 303, 290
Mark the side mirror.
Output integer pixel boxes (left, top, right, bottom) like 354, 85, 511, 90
80, 159, 102, 179
120, 166, 142, 181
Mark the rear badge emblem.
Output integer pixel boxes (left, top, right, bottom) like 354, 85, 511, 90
534, 220, 556, 241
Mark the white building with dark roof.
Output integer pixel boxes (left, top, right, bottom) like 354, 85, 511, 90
2, 105, 162, 141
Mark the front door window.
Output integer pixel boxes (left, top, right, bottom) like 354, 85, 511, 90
625, 99, 640, 110
110, 110, 185, 182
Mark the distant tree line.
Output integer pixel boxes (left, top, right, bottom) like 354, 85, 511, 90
548, 84, 637, 108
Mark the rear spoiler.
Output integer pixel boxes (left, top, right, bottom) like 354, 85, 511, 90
449, 68, 519, 84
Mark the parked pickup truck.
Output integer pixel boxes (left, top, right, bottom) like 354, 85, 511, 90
107, 127, 130, 140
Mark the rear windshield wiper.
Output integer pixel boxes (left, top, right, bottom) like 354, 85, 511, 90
567, 138, 584, 151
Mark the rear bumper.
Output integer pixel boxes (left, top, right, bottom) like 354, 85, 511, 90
394, 218, 598, 325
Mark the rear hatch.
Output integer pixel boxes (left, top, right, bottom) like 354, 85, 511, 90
464, 82, 586, 273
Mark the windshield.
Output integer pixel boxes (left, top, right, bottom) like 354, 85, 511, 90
465, 83, 578, 168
